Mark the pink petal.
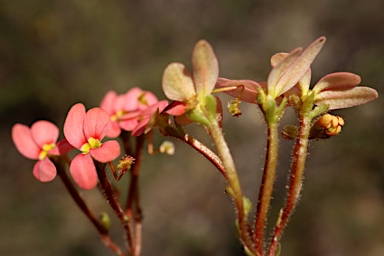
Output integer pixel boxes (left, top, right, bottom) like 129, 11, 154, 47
124, 87, 142, 111
100, 91, 118, 115
163, 101, 187, 116
12, 124, 40, 159
270, 52, 289, 67
83, 107, 111, 140
106, 121, 121, 138
312, 72, 361, 93
162, 63, 195, 101
215, 78, 264, 104
70, 154, 98, 190
64, 103, 87, 149
31, 120, 59, 148
33, 158, 57, 182
276, 37, 326, 96
138, 91, 159, 110
140, 100, 168, 116
315, 86, 378, 110
267, 47, 302, 97
192, 40, 219, 97
114, 94, 128, 113
131, 116, 152, 136
120, 119, 139, 131
90, 140, 120, 163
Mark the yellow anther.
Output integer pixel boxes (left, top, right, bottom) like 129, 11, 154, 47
138, 92, 148, 106
39, 143, 56, 160
80, 137, 102, 154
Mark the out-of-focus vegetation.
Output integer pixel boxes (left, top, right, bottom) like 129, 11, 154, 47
1, 0, 383, 255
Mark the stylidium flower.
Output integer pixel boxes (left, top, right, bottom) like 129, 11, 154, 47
216, 37, 326, 102
100, 87, 159, 137
162, 40, 219, 124
12, 120, 72, 182
64, 103, 121, 190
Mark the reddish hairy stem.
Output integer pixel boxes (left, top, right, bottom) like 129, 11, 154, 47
125, 135, 145, 256
51, 156, 124, 256
254, 123, 279, 255
95, 161, 136, 255
268, 116, 311, 256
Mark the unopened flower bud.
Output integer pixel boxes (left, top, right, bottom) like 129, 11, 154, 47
99, 212, 111, 233
227, 98, 242, 117
282, 125, 298, 140
159, 141, 175, 155
316, 114, 344, 136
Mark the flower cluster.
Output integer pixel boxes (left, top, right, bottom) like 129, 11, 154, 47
10, 36, 379, 256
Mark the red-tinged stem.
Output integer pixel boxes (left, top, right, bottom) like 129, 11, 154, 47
268, 115, 311, 256
125, 135, 145, 256
51, 156, 125, 256
254, 122, 279, 255
95, 161, 136, 256
207, 120, 256, 255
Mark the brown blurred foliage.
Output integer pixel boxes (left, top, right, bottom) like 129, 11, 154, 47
1, 0, 383, 255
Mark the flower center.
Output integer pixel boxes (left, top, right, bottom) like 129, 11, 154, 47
80, 137, 102, 154
111, 110, 125, 122
39, 143, 56, 160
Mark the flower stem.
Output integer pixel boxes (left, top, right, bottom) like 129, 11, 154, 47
267, 115, 311, 256
95, 161, 136, 255
51, 156, 124, 256
125, 135, 145, 256
254, 122, 279, 255
207, 119, 256, 255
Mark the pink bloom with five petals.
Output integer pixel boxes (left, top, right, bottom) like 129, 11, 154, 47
64, 103, 121, 190
12, 120, 72, 182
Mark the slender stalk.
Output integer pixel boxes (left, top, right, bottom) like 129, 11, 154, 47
95, 161, 136, 255
267, 115, 311, 256
207, 119, 256, 255
51, 156, 124, 256
254, 122, 279, 255
125, 135, 145, 256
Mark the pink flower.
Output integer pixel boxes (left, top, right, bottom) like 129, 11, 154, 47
12, 120, 72, 182
100, 87, 159, 137
162, 40, 219, 117
64, 103, 121, 190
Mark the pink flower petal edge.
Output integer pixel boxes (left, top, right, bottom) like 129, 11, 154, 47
64, 103, 87, 149
33, 158, 57, 182
12, 124, 41, 159
70, 154, 98, 190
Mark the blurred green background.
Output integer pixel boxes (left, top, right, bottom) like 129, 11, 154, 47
1, 0, 383, 255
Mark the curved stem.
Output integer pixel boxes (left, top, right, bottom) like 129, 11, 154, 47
51, 156, 125, 256
207, 120, 256, 255
254, 122, 279, 255
268, 115, 311, 256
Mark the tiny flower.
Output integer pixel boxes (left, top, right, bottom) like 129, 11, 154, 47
216, 37, 326, 102
64, 103, 121, 190
162, 40, 219, 125
117, 155, 135, 176
159, 141, 175, 155
12, 120, 72, 182
100, 87, 159, 137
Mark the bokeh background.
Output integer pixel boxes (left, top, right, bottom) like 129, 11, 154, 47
1, 0, 383, 255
